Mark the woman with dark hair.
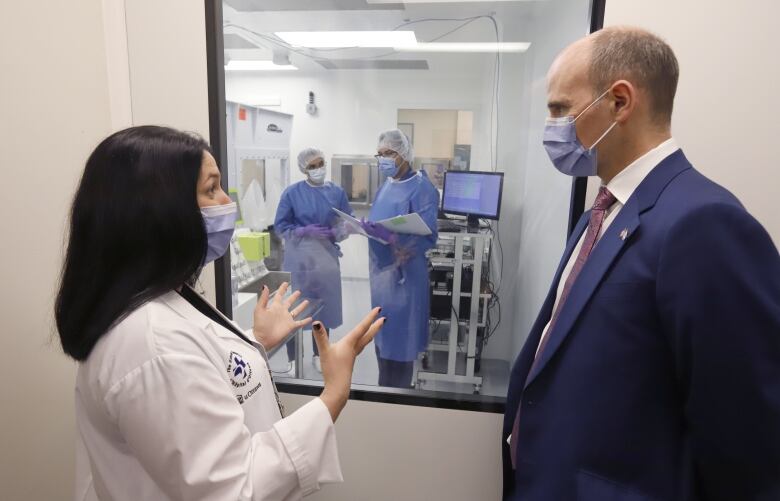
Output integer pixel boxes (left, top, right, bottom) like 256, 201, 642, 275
56, 126, 383, 500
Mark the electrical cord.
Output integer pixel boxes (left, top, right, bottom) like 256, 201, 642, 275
366, 16, 487, 60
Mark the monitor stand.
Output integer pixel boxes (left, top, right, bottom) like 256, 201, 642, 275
466, 215, 480, 232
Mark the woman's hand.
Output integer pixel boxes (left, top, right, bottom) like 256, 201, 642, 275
252, 282, 312, 351
293, 224, 334, 240
314, 308, 385, 421
360, 219, 397, 245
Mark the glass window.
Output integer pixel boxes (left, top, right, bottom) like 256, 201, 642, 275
213, 0, 598, 409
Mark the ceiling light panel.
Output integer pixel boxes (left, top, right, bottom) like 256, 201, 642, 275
225, 0, 405, 11
315, 59, 429, 70
275, 31, 417, 48
368, 0, 532, 3
396, 42, 531, 53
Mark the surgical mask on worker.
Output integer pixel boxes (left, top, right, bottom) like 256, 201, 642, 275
201, 202, 237, 264
378, 157, 399, 178
307, 166, 326, 184
542, 89, 617, 177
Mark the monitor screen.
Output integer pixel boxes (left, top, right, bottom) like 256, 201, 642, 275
441, 171, 504, 220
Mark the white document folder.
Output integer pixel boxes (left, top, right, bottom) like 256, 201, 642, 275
332, 208, 432, 243
376, 212, 432, 236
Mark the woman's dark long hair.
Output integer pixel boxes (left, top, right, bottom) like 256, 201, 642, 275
56, 126, 212, 360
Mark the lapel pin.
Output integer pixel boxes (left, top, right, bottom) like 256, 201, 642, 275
619, 228, 629, 241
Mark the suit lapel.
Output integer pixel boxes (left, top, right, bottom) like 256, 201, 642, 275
505, 213, 590, 431
521, 149, 693, 389
525, 212, 590, 362
524, 195, 641, 389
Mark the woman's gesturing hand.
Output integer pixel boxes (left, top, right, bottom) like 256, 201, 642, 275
314, 308, 385, 421
252, 282, 312, 351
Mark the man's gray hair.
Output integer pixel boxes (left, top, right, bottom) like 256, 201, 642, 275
590, 27, 679, 125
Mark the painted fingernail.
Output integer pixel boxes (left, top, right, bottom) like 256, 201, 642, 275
313, 322, 323, 332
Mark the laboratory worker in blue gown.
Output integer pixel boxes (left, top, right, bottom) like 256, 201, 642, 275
362, 129, 439, 388
274, 148, 353, 373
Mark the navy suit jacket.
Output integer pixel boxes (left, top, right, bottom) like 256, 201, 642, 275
503, 150, 780, 501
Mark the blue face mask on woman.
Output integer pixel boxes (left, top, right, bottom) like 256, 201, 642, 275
378, 157, 399, 178
201, 202, 237, 264
542, 88, 617, 177
307, 166, 327, 184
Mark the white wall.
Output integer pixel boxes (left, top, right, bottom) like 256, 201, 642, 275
282, 394, 503, 501
123, 0, 219, 303
0, 2, 112, 499
225, 69, 492, 185
0, 1, 218, 498
124, 0, 210, 136
601, 0, 780, 245
397, 108, 459, 158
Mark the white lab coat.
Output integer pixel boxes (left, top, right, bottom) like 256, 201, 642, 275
73, 290, 342, 501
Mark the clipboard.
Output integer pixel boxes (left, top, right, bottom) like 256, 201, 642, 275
332, 208, 389, 244
377, 212, 432, 236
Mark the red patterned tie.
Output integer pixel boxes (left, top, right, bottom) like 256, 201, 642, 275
510, 187, 616, 468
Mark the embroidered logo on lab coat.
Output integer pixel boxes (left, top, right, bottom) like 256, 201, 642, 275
227, 351, 253, 389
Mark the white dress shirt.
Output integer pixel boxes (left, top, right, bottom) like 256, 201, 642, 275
536, 138, 680, 353
74, 291, 342, 501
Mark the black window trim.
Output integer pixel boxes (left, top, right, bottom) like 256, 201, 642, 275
204, 0, 606, 414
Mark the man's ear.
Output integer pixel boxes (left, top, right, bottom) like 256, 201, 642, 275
610, 80, 636, 123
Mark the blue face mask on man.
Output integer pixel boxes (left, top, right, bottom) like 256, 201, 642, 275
378, 157, 399, 178
201, 202, 237, 264
542, 88, 618, 177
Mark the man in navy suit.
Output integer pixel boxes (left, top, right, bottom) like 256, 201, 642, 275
503, 26, 780, 500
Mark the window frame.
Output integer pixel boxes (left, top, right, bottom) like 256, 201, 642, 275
204, 0, 607, 414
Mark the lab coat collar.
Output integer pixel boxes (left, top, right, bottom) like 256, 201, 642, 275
159, 288, 249, 338
158, 289, 211, 329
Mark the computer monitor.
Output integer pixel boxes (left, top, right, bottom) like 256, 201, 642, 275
441, 170, 504, 230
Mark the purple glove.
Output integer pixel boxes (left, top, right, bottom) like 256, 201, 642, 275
293, 224, 334, 240
360, 219, 397, 244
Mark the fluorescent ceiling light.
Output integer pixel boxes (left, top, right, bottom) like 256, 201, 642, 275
396, 42, 531, 53
225, 60, 297, 71
369, 0, 529, 3
275, 31, 417, 48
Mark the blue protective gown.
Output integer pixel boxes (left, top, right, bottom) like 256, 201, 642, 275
368, 170, 439, 362
274, 181, 353, 329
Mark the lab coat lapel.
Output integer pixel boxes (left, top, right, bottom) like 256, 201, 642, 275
162, 288, 260, 349
524, 196, 640, 389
